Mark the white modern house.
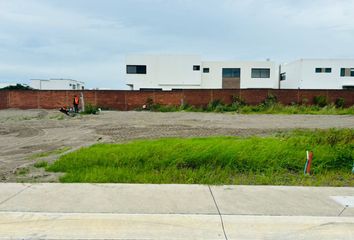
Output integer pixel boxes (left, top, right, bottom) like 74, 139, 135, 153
30, 78, 85, 90
125, 55, 278, 90
280, 59, 354, 89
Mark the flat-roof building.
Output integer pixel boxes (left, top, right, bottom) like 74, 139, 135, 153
125, 55, 278, 90
30, 79, 85, 90
280, 59, 354, 89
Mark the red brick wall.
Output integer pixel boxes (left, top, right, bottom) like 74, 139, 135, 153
0, 89, 353, 110
0, 90, 8, 109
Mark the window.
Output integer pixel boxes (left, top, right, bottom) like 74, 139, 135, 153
280, 73, 286, 81
340, 68, 354, 77
126, 65, 147, 74
222, 68, 240, 78
315, 68, 332, 73
193, 65, 200, 71
203, 68, 209, 73
251, 68, 270, 78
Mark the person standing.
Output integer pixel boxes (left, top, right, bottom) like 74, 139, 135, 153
73, 95, 79, 113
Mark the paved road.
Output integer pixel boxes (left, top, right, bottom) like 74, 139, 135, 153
1, 184, 354, 239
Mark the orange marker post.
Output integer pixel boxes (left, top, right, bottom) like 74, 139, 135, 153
306, 151, 313, 174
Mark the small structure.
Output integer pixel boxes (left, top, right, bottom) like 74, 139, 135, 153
125, 55, 278, 90
30, 78, 85, 90
280, 59, 354, 89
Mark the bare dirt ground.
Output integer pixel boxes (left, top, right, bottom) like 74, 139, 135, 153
0, 109, 353, 183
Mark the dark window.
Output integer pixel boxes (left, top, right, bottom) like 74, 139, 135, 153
126, 65, 147, 74
341, 68, 345, 77
203, 68, 209, 73
315, 68, 331, 73
222, 68, 240, 78
340, 68, 354, 77
251, 68, 270, 78
193, 65, 200, 71
280, 73, 286, 81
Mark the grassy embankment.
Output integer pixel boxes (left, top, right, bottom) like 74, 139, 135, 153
140, 95, 354, 114
151, 103, 354, 115
46, 129, 354, 186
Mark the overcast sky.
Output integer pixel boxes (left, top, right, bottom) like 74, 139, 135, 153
1, 0, 353, 89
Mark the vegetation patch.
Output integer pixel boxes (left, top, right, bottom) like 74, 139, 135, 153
16, 167, 30, 175
139, 95, 354, 115
82, 104, 100, 115
47, 129, 354, 186
34, 161, 48, 168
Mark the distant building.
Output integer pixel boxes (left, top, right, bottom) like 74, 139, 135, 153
30, 79, 85, 90
280, 59, 354, 89
125, 55, 278, 90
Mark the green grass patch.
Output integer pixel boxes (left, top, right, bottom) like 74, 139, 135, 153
29, 146, 72, 160
47, 129, 354, 186
34, 161, 48, 168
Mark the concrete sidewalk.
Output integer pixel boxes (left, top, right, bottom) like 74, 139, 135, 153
0, 183, 353, 239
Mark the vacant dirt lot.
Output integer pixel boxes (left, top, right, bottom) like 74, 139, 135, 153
0, 109, 353, 182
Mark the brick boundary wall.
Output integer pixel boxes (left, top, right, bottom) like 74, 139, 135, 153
0, 89, 353, 110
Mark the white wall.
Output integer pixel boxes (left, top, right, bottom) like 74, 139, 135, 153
125, 55, 278, 90
280, 59, 354, 89
280, 60, 302, 89
30, 79, 85, 90
125, 55, 201, 90
201, 61, 278, 89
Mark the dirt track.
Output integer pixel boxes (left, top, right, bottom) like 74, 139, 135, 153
0, 109, 353, 182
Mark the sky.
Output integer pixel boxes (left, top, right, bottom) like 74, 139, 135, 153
0, 0, 354, 89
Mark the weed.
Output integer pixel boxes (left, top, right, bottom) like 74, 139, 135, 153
16, 167, 29, 175
313, 95, 328, 107
34, 161, 48, 168
335, 98, 345, 108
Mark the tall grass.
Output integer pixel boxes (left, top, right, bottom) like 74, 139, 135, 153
47, 129, 354, 185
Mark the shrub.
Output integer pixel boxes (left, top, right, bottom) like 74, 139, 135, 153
84, 103, 100, 114
263, 94, 278, 107
301, 98, 309, 105
313, 95, 328, 107
207, 99, 224, 111
335, 98, 345, 108
231, 95, 246, 106
1, 84, 33, 90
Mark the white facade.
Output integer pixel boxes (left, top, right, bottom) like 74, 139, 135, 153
30, 79, 85, 90
125, 55, 278, 90
280, 59, 354, 89
201, 61, 278, 89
